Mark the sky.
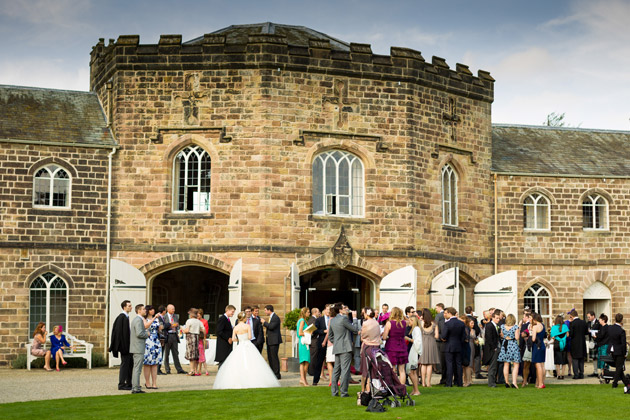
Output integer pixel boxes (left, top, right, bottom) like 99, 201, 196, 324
1, 0, 629, 130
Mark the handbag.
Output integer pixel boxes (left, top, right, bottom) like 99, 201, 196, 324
300, 333, 312, 346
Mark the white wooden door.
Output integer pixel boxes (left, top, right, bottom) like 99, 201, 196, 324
429, 267, 459, 310
290, 262, 300, 310
109, 259, 147, 367
228, 258, 243, 324
474, 270, 518, 316
379, 265, 417, 310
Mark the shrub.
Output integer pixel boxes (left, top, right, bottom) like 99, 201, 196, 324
282, 308, 301, 331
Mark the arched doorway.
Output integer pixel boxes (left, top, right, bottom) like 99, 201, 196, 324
299, 268, 373, 311
583, 281, 611, 319
429, 267, 475, 315
151, 266, 229, 334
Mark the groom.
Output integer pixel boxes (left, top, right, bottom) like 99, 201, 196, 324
262, 304, 282, 379
216, 304, 236, 367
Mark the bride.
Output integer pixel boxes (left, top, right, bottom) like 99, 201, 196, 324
213, 312, 281, 389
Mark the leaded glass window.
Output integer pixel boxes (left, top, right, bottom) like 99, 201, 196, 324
441, 164, 458, 226
582, 194, 608, 230
29, 272, 68, 334
33, 165, 70, 208
173, 146, 211, 212
523, 193, 550, 230
524, 283, 551, 327
312, 150, 364, 217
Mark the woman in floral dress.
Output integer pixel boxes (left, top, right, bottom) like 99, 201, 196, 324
143, 305, 163, 389
498, 314, 521, 388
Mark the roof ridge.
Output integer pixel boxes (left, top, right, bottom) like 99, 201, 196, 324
0, 84, 93, 95
493, 123, 630, 135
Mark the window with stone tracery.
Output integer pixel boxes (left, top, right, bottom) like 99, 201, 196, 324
523, 193, 550, 230
33, 164, 71, 208
524, 283, 551, 327
582, 194, 608, 230
312, 150, 364, 217
173, 145, 211, 212
29, 272, 68, 335
441, 164, 458, 226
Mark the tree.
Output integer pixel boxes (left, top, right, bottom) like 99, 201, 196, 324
543, 112, 566, 127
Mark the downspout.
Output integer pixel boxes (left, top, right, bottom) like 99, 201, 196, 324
494, 173, 498, 275
104, 146, 117, 358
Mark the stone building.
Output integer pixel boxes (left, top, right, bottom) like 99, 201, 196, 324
0, 23, 628, 365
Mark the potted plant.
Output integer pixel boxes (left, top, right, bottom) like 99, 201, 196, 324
281, 308, 301, 372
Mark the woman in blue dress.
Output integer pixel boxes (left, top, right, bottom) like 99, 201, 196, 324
50, 325, 73, 372
530, 312, 547, 389
142, 305, 163, 389
498, 314, 521, 388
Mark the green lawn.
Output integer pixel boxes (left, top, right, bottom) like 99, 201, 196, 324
2, 384, 626, 420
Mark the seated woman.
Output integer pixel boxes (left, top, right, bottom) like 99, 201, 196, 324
31, 322, 52, 371
50, 326, 74, 372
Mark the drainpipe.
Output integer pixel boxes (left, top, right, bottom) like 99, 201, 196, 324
494, 173, 498, 275
103, 146, 117, 358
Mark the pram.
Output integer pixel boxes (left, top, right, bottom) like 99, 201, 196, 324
364, 347, 415, 410
599, 349, 630, 385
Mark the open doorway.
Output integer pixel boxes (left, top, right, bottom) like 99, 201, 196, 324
583, 281, 611, 319
299, 268, 373, 311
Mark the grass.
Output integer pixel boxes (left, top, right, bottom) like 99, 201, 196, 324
2, 384, 626, 420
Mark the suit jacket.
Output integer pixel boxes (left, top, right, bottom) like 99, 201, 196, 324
263, 313, 283, 346
109, 313, 130, 358
163, 313, 180, 343
435, 311, 445, 342
607, 324, 627, 357
329, 313, 358, 355
587, 319, 601, 347
314, 315, 328, 347
440, 317, 467, 353
129, 315, 148, 354
569, 317, 588, 358
251, 316, 264, 347
215, 314, 233, 363
595, 324, 610, 346
483, 321, 501, 365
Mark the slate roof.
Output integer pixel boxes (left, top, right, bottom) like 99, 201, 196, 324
185, 22, 350, 51
492, 124, 630, 177
0, 85, 116, 147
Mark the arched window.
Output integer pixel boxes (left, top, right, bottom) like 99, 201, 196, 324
29, 272, 68, 334
523, 193, 550, 230
312, 150, 364, 217
441, 164, 457, 226
524, 283, 551, 326
173, 145, 211, 212
33, 165, 70, 208
582, 194, 608, 230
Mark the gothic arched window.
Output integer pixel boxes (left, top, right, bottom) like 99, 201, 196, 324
441, 164, 458, 226
33, 165, 71, 208
523, 193, 550, 230
524, 283, 551, 326
29, 272, 68, 334
582, 194, 608, 230
173, 145, 211, 212
312, 150, 364, 217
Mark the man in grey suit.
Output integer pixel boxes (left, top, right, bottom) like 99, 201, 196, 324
130, 304, 149, 394
328, 302, 358, 397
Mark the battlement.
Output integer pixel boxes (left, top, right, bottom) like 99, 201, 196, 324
90, 30, 494, 102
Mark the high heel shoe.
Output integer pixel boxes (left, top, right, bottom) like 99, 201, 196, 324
56, 367, 60, 372
505, 383, 510, 388
62, 361, 67, 365
511, 384, 518, 389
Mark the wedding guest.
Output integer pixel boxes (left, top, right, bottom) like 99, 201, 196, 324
484, 309, 503, 387
360, 307, 381, 392
434, 303, 446, 383
142, 305, 162, 389
216, 305, 236, 367
518, 310, 533, 387
198, 309, 210, 336
308, 307, 320, 376
297, 307, 311, 386
110, 300, 133, 388
550, 315, 569, 380
329, 302, 358, 398
251, 306, 265, 353
607, 313, 630, 393
377, 304, 390, 325
462, 317, 476, 387
262, 304, 283, 380
196, 309, 209, 376
419, 308, 440, 387
586, 311, 601, 377
50, 325, 73, 372
595, 314, 610, 372
182, 308, 206, 376
163, 304, 186, 374
530, 312, 547, 389
383, 307, 408, 385
568, 309, 587, 379
156, 305, 167, 375
498, 314, 521, 388
440, 307, 466, 387
407, 314, 423, 395
323, 306, 336, 386
465, 306, 482, 379
130, 304, 149, 393
31, 322, 52, 371
564, 313, 573, 377
312, 304, 331, 386
351, 308, 364, 375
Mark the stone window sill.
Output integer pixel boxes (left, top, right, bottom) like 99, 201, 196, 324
583, 229, 611, 236
523, 229, 553, 236
165, 213, 215, 219
30, 208, 74, 216
442, 225, 466, 233
310, 215, 373, 224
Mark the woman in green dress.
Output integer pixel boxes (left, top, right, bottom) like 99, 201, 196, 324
297, 307, 311, 386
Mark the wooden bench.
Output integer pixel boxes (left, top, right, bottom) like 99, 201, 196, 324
26, 333, 93, 370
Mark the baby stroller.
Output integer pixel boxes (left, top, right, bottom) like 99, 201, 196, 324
364, 347, 415, 410
599, 345, 630, 385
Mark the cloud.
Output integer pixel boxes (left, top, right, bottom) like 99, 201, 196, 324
0, 58, 89, 91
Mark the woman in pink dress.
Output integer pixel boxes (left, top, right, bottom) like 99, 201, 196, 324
382, 307, 408, 385
31, 322, 52, 371
197, 310, 209, 375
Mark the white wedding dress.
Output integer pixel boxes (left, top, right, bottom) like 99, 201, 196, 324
213, 333, 281, 389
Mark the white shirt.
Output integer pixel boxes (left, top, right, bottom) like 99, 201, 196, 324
247, 316, 256, 340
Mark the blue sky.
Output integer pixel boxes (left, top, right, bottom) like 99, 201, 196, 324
1, 0, 629, 129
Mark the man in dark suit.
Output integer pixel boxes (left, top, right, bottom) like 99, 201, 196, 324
434, 303, 446, 383
484, 309, 504, 387
250, 305, 264, 353
308, 307, 320, 376
163, 304, 186, 374
440, 307, 467, 387
263, 304, 283, 379
586, 310, 601, 377
216, 304, 236, 367
109, 300, 132, 390
312, 304, 330, 386
607, 313, 629, 393
569, 309, 588, 379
